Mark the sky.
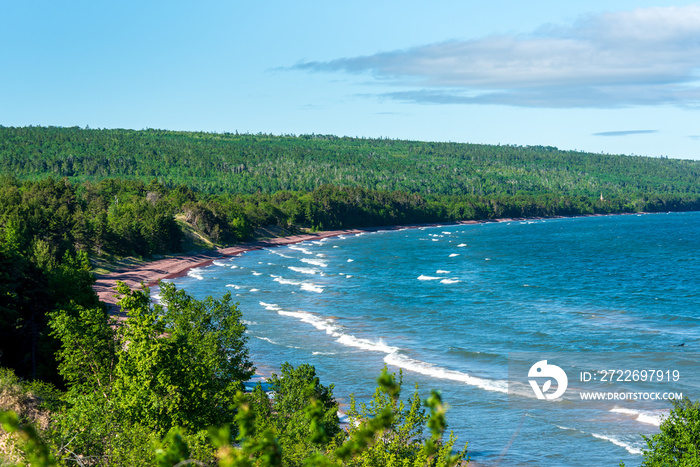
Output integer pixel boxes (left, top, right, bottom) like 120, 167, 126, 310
2, 1, 700, 160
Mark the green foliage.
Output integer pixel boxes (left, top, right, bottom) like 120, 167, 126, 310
2, 365, 468, 467
338, 368, 467, 467
638, 397, 700, 466
113, 281, 254, 434
168, 368, 467, 467
0, 219, 99, 384
154, 430, 193, 467
2, 126, 699, 200
48, 303, 116, 397
209, 393, 282, 467
248, 363, 341, 467
0, 410, 56, 467
0, 176, 186, 260
43, 282, 254, 465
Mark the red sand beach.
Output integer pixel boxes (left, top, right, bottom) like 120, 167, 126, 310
94, 229, 367, 314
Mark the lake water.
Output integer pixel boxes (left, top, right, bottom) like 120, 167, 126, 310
166, 212, 700, 466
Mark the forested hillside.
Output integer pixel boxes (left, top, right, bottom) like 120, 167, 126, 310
2, 126, 698, 197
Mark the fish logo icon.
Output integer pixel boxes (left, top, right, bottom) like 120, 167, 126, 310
528, 360, 568, 400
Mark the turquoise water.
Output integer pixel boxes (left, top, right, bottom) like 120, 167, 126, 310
167, 212, 700, 466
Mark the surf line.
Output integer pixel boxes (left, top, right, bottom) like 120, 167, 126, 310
258, 301, 510, 395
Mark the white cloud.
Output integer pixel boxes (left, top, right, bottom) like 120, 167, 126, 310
592, 130, 658, 137
294, 6, 700, 108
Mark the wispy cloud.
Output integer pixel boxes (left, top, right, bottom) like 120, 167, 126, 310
593, 130, 658, 137
293, 6, 700, 108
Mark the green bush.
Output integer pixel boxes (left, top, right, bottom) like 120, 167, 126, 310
637, 397, 700, 466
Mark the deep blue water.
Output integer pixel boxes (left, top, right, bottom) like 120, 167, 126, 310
165, 212, 700, 466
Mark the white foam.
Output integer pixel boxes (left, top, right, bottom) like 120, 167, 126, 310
346, 275, 353, 278
255, 335, 301, 350
230, 265, 238, 269
262, 299, 512, 398
418, 275, 441, 281
432, 239, 439, 242
289, 245, 313, 255
316, 253, 326, 258
384, 353, 508, 394
187, 268, 205, 280
250, 288, 259, 292
277, 309, 339, 335
288, 266, 318, 275
457, 243, 467, 247
441, 278, 461, 284
271, 305, 397, 355
273, 277, 302, 286
301, 258, 328, 267
252, 271, 263, 276
337, 335, 399, 354
449, 253, 460, 257
436, 270, 451, 274
610, 407, 663, 426
590, 433, 642, 455
225, 284, 242, 289
301, 283, 324, 293
212, 259, 228, 267
556, 424, 643, 456
347, 259, 354, 262
269, 251, 293, 259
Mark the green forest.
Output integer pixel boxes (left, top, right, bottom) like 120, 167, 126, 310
3, 125, 700, 198
1, 126, 699, 466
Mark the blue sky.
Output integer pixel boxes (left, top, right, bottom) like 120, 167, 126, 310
2, 1, 700, 159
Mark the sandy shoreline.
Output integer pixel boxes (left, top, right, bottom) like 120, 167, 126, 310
96, 213, 643, 314
94, 228, 368, 314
